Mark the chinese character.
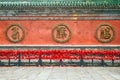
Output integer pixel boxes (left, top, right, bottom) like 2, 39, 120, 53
11, 27, 20, 40
56, 27, 67, 39
100, 27, 111, 39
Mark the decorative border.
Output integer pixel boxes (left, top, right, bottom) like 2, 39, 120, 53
5, 24, 25, 43
52, 23, 72, 43
95, 23, 115, 43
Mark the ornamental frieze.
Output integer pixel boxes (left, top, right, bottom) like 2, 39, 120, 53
52, 23, 72, 43
5, 24, 25, 43
95, 23, 115, 43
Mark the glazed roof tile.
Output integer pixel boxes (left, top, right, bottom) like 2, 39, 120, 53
0, 0, 119, 9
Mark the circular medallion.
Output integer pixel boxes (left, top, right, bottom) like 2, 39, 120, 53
52, 23, 72, 43
5, 24, 25, 43
95, 23, 115, 43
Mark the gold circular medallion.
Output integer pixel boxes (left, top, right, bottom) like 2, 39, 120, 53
52, 23, 72, 43
5, 24, 25, 43
95, 23, 115, 43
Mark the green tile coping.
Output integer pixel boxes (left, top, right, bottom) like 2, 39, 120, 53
0, 0, 119, 8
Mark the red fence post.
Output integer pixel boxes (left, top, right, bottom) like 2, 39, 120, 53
18, 51, 21, 66
38, 50, 42, 66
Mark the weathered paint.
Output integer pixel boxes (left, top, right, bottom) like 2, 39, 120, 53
0, 20, 120, 45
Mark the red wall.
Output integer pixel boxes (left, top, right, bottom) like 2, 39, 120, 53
0, 20, 120, 45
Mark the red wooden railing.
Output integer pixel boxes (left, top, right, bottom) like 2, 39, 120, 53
0, 50, 120, 61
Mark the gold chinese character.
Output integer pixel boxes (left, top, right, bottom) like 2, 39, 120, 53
11, 27, 19, 40
100, 27, 111, 39
56, 27, 67, 39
